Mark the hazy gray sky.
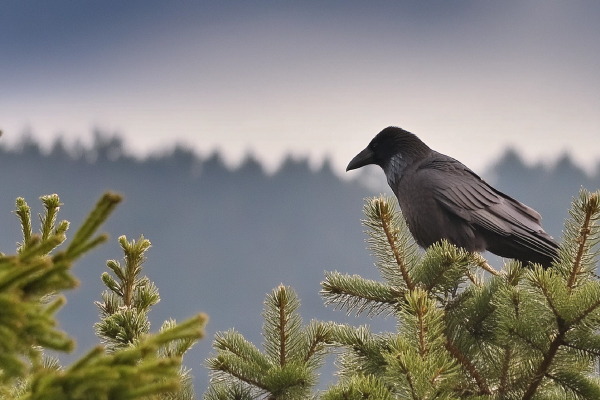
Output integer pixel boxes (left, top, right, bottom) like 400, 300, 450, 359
2, 1, 599, 174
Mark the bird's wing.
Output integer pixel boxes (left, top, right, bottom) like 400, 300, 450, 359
417, 154, 557, 257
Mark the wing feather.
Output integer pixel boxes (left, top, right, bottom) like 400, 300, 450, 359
417, 154, 557, 258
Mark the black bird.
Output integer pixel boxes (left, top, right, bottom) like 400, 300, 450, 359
347, 126, 559, 268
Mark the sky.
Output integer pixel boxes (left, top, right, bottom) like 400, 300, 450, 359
1, 1, 600, 174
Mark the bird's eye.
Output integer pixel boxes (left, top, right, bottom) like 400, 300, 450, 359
371, 142, 378, 150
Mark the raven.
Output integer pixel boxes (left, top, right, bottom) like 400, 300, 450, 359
347, 126, 559, 268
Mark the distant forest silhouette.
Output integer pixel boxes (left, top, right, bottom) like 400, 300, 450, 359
1, 131, 599, 390
3, 131, 598, 237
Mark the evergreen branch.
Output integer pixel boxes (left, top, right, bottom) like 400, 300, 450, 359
423, 263, 447, 293
321, 374, 393, 400
504, 259, 526, 287
303, 334, 321, 365
302, 321, 331, 366
100, 272, 122, 297
279, 287, 286, 366
18, 234, 66, 263
570, 295, 600, 328
106, 259, 126, 283
321, 271, 399, 316
362, 196, 419, 290
0, 258, 51, 293
521, 329, 567, 400
95, 308, 151, 351
128, 381, 180, 398
412, 240, 473, 295
546, 371, 600, 399
1, 192, 209, 400
92, 233, 202, 400
417, 303, 426, 359
562, 341, 600, 357
444, 339, 490, 395
159, 319, 198, 358
385, 324, 457, 400
117, 235, 152, 307
207, 355, 269, 392
0, 193, 104, 380
15, 198, 33, 253
329, 324, 389, 378
133, 278, 160, 312
402, 288, 443, 360
149, 312, 207, 348
263, 285, 303, 366
54, 220, 70, 237
24, 317, 203, 400
67, 345, 104, 371
556, 189, 600, 289
405, 368, 418, 400
374, 197, 415, 291
508, 327, 547, 354
65, 192, 122, 259
520, 267, 579, 400
568, 191, 599, 293
212, 330, 272, 373
207, 287, 325, 398
429, 368, 444, 387
530, 268, 562, 321
262, 362, 314, 399
39, 194, 62, 241
204, 381, 254, 400
498, 347, 512, 396
386, 342, 420, 398
209, 347, 316, 397
444, 280, 500, 352
63, 233, 109, 261
95, 235, 161, 351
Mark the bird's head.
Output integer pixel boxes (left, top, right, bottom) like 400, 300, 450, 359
346, 126, 430, 172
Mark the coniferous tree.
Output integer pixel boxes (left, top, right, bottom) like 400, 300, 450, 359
320, 189, 600, 399
204, 188, 600, 399
0, 193, 207, 399
95, 234, 202, 400
205, 285, 332, 400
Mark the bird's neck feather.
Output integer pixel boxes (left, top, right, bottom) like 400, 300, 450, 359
384, 153, 408, 187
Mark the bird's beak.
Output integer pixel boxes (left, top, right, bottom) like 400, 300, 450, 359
346, 147, 376, 171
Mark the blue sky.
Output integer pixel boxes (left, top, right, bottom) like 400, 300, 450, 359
2, 1, 599, 173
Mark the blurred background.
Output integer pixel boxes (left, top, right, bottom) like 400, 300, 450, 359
1, 0, 599, 391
